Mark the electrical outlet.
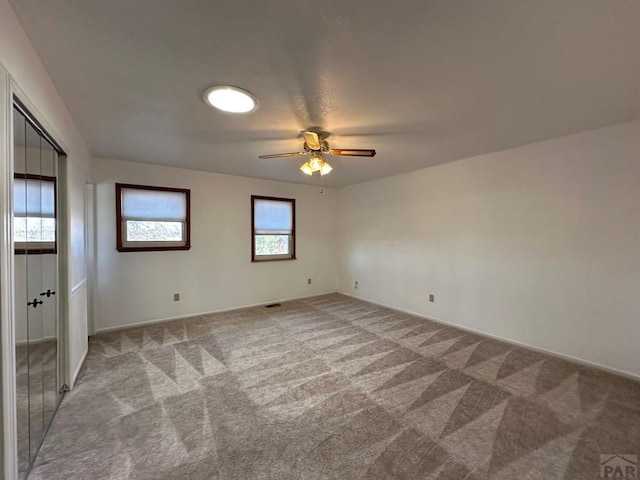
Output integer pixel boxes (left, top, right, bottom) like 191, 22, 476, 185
355, 280, 358, 290
173, 293, 180, 302
308, 278, 312, 285
429, 293, 435, 303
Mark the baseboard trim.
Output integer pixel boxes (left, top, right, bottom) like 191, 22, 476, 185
339, 291, 640, 382
93, 291, 338, 335
70, 346, 88, 389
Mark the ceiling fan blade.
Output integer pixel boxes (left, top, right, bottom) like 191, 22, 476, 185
329, 149, 377, 157
304, 131, 321, 150
258, 152, 306, 159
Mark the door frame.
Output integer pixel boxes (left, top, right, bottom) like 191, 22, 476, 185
84, 183, 96, 336
12, 79, 70, 392
1, 68, 71, 480
1, 61, 18, 480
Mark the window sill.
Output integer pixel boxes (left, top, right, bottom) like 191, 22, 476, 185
117, 245, 191, 253
15, 248, 57, 255
251, 256, 296, 263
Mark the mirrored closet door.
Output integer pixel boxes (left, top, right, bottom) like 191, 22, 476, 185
13, 104, 63, 479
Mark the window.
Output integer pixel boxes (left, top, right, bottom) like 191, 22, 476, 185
251, 195, 295, 262
116, 183, 190, 252
14, 174, 57, 254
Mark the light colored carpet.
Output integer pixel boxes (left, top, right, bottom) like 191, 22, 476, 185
29, 294, 639, 479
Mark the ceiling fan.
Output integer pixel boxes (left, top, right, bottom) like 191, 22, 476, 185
258, 131, 376, 176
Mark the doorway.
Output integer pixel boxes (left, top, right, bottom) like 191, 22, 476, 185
13, 102, 65, 478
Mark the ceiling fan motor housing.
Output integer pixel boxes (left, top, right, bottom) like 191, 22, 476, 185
304, 138, 330, 153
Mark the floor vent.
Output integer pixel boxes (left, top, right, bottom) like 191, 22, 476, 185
265, 303, 281, 308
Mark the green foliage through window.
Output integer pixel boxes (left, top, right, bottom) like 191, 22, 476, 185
255, 235, 290, 256
126, 221, 183, 242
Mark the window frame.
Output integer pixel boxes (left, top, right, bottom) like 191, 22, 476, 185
14, 173, 58, 255
116, 183, 191, 252
251, 195, 296, 262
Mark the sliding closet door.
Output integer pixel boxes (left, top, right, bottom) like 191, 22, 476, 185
24, 117, 45, 467
14, 104, 62, 478
13, 107, 30, 477
40, 141, 59, 431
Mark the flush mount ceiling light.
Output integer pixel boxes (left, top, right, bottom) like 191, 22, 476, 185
203, 85, 258, 113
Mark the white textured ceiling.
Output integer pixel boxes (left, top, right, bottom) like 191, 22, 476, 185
9, 0, 640, 187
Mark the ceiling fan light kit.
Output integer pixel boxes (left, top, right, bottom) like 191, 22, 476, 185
260, 130, 375, 177
320, 162, 333, 175
203, 85, 258, 113
300, 162, 314, 175
300, 152, 333, 176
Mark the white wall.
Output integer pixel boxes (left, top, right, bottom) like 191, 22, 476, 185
94, 158, 338, 331
339, 120, 640, 378
0, 0, 92, 386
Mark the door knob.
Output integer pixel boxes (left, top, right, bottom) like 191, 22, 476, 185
27, 298, 44, 309
40, 289, 56, 298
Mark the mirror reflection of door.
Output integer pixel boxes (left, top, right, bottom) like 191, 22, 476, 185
13, 104, 62, 478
